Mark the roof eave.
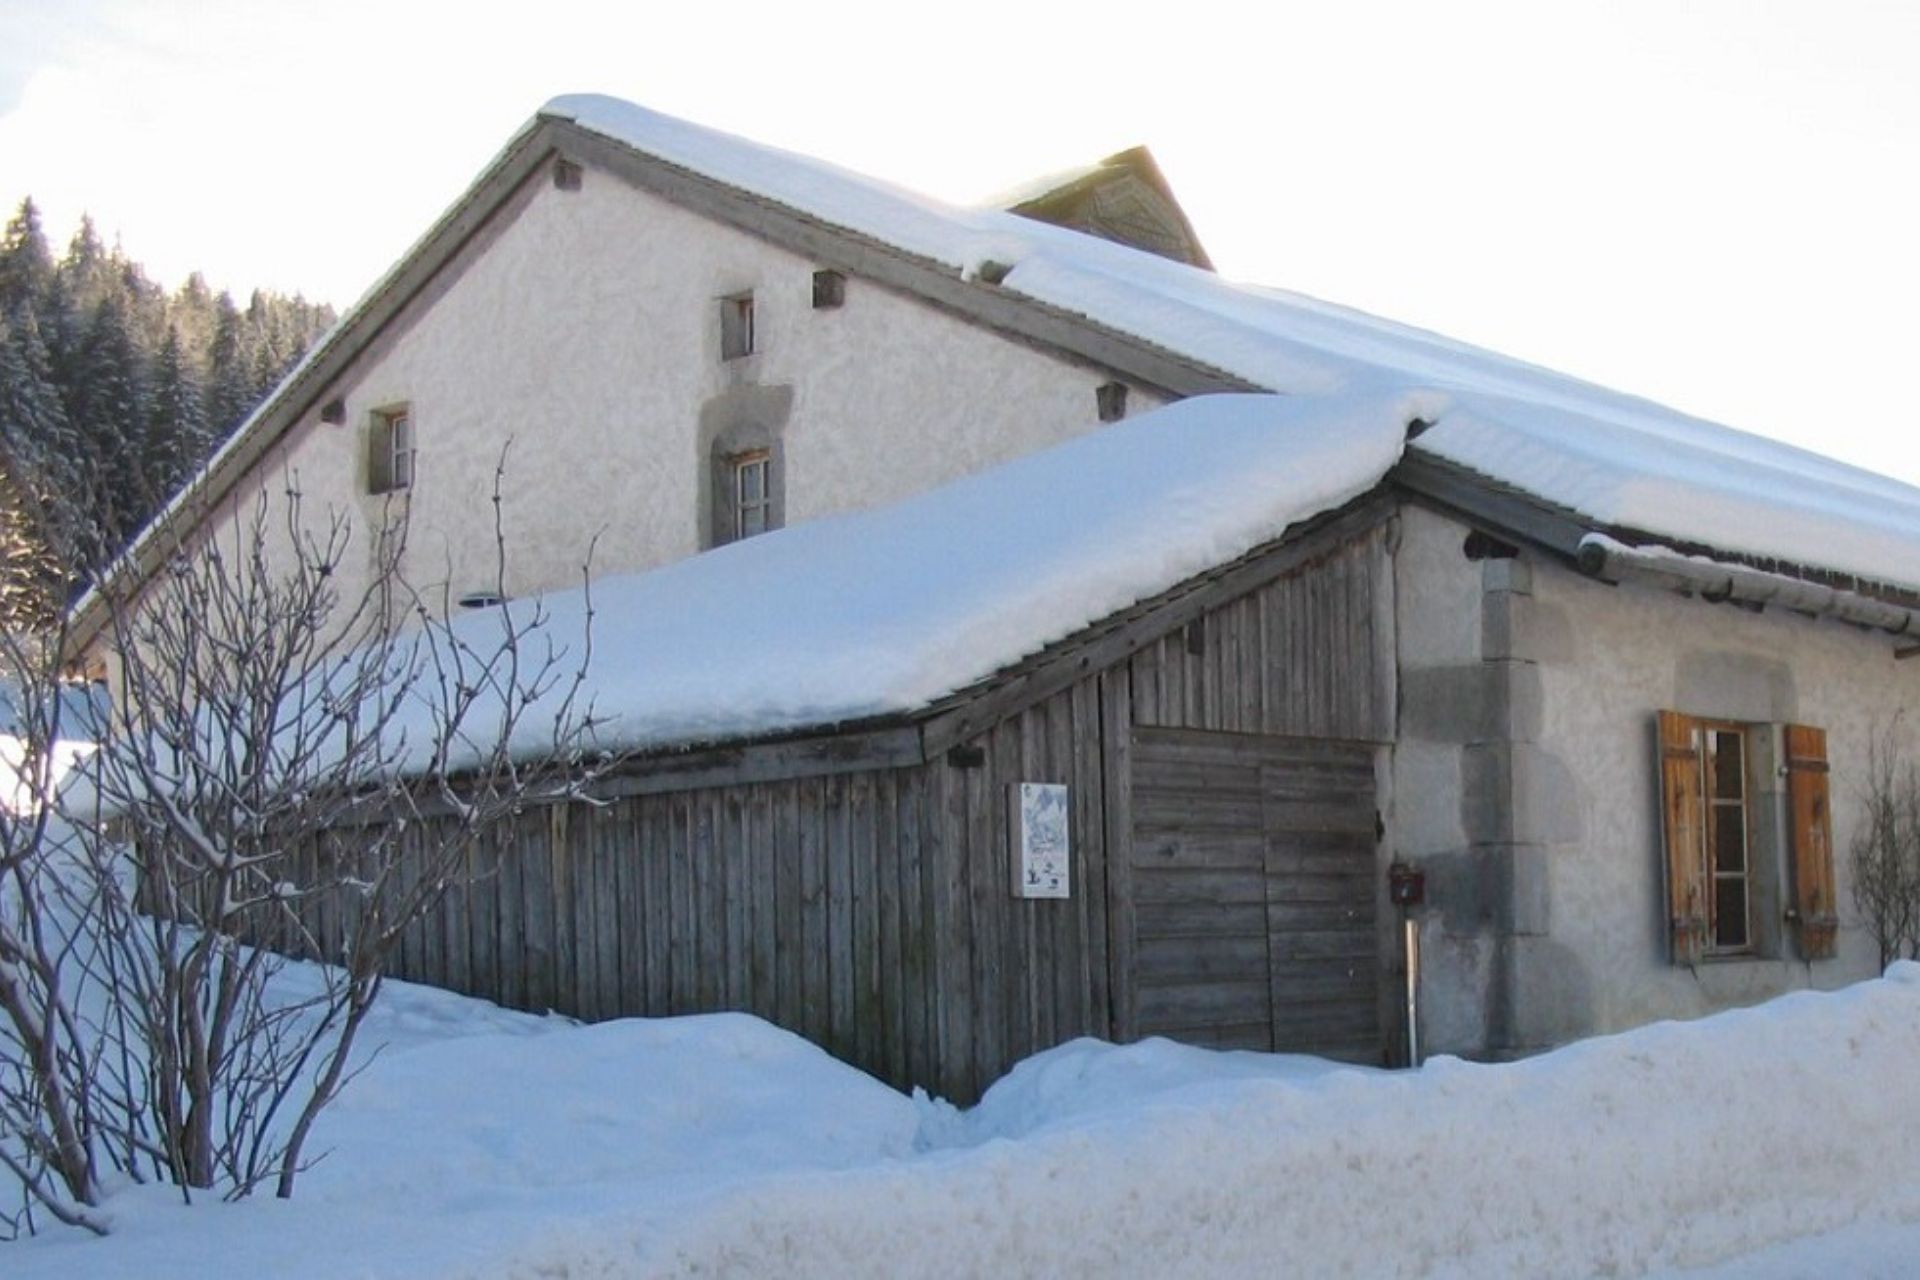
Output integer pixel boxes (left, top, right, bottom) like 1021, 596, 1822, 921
1392, 448, 1920, 631
64, 117, 571, 660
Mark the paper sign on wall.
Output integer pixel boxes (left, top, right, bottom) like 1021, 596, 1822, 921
1011, 782, 1070, 899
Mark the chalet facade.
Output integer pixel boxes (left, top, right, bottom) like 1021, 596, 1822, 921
78, 97, 1920, 1101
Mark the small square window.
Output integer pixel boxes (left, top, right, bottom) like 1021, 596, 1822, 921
812, 269, 846, 309
1096, 381, 1129, 423
721, 292, 755, 360
733, 450, 771, 540
368, 406, 414, 495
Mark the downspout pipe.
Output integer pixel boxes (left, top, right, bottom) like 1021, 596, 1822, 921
1575, 533, 1920, 639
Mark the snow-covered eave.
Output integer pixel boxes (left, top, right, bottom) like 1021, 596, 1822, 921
1394, 449, 1920, 649
393, 490, 1406, 799
62, 114, 568, 662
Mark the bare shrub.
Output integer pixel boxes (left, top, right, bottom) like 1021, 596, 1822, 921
1850, 720, 1920, 972
1, 456, 608, 1234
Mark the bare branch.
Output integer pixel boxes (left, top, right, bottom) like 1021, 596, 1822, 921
1, 448, 610, 1231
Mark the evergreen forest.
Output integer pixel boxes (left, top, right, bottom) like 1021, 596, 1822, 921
0, 196, 336, 629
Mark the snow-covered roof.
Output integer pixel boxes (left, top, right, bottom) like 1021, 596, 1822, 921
548, 95, 1920, 595
74, 94, 1920, 676
0, 679, 108, 742
444, 393, 1410, 756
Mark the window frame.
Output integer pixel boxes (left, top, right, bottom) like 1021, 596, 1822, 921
704, 412, 786, 551
811, 269, 845, 310
731, 448, 772, 541
720, 291, 756, 361
1657, 711, 1836, 965
1698, 719, 1754, 955
367, 405, 415, 495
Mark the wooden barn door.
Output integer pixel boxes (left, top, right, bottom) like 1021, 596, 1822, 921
1124, 727, 1381, 1061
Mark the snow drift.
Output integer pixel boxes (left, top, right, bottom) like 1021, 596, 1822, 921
21, 964, 1920, 1278
625, 964, 1920, 1278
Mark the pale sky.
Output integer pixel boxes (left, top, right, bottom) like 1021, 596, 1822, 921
3, 0, 1917, 485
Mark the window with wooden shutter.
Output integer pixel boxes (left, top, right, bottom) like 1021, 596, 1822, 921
1784, 723, 1838, 961
1658, 710, 1710, 965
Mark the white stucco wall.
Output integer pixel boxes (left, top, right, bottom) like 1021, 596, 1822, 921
1527, 545, 1918, 1030
1390, 500, 1920, 1060
224, 162, 1163, 610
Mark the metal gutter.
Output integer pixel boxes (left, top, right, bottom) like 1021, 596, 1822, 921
1576, 532, 1920, 637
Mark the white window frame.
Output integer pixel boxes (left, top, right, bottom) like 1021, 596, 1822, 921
732, 449, 772, 540
368, 406, 415, 495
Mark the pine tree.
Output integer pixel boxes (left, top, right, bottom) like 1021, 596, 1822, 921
0, 305, 79, 627
0, 301, 80, 481
118, 250, 171, 358
206, 289, 255, 437
171, 272, 219, 380
144, 324, 209, 499
0, 197, 53, 316
60, 216, 114, 317
245, 288, 287, 405
0, 194, 337, 598
67, 291, 150, 548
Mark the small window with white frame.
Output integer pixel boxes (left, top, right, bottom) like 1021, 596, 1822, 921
732, 449, 772, 540
368, 406, 415, 495
720, 292, 755, 361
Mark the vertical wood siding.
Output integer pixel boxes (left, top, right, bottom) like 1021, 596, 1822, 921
375, 522, 1393, 1101
1128, 727, 1381, 1060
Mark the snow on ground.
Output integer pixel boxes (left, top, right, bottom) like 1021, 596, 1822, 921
14, 963, 1920, 1278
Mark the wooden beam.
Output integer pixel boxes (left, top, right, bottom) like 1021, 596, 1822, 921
1390, 451, 1591, 561
584, 724, 926, 798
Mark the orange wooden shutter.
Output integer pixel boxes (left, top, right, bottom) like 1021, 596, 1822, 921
1784, 724, 1838, 961
1657, 711, 1708, 965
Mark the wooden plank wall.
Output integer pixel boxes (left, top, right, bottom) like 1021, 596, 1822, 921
911, 522, 1394, 1091
369, 521, 1393, 1102
1122, 727, 1381, 1058
1126, 525, 1394, 742
372, 686, 1103, 1103
1105, 523, 1394, 1045
924, 682, 1112, 1099
385, 768, 946, 1094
